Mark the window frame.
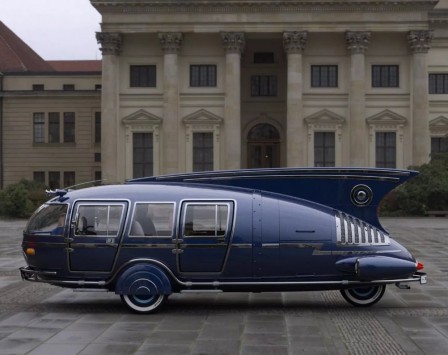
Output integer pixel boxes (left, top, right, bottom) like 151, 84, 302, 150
129, 202, 177, 238
190, 64, 217, 87
182, 201, 232, 239
192, 132, 214, 172
250, 75, 278, 97
314, 131, 336, 167
48, 112, 60, 143
130, 65, 157, 88
311, 65, 338, 88
73, 202, 127, 238
371, 65, 399, 88
33, 112, 45, 143
375, 131, 397, 168
63, 112, 75, 143
429, 73, 448, 94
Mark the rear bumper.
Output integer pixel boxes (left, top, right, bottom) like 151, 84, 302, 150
20, 266, 57, 282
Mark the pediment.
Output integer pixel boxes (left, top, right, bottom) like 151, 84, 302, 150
183, 109, 223, 124
429, 116, 448, 127
122, 109, 162, 125
366, 110, 407, 125
304, 109, 345, 124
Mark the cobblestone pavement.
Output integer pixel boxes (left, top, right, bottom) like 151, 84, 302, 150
0, 217, 447, 354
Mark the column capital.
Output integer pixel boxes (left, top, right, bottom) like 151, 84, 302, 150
221, 32, 245, 54
345, 31, 371, 54
158, 32, 183, 53
407, 30, 434, 54
96, 32, 123, 55
283, 31, 308, 54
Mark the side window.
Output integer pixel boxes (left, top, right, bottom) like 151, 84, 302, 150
75, 204, 125, 237
131, 203, 175, 237
183, 203, 230, 237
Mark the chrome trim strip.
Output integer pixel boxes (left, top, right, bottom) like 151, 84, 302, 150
23, 242, 66, 247
262, 243, 279, 248
121, 244, 173, 249
231, 243, 252, 248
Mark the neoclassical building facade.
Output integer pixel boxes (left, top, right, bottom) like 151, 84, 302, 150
92, 0, 448, 184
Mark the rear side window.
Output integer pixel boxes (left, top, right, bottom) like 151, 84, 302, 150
26, 204, 68, 235
130, 203, 175, 237
183, 203, 230, 237
74, 204, 125, 237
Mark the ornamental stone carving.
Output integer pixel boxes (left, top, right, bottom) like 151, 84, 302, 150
221, 32, 245, 53
283, 31, 308, 54
96, 32, 123, 55
158, 32, 183, 53
407, 30, 434, 53
345, 31, 371, 54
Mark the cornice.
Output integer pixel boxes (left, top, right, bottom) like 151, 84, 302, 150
429, 9, 448, 24
90, 1, 439, 14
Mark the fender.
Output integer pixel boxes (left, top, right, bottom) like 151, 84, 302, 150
335, 256, 417, 281
115, 263, 172, 296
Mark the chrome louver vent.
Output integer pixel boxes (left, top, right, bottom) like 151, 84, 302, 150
335, 211, 390, 246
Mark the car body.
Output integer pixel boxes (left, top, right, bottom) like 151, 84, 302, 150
20, 168, 426, 313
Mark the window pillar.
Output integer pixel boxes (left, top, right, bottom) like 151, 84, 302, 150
159, 32, 183, 173
283, 31, 308, 167
408, 30, 433, 166
221, 32, 245, 170
346, 31, 371, 166
96, 32, 122, 183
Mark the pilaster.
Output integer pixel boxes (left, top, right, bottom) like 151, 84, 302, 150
159, 32, 183, 173
283, 31, 308, 167
408, 30, 433, 166
221, 32, 245, 170
346, 31, 371, 167
96, 32, 123, 183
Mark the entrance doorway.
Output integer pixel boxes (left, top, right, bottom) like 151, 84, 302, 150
247, 124, 280, 168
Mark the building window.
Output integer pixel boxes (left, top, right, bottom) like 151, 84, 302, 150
251, 75, 277, 97
94, 171, 102, 185
429, 74, 448, 94
193, 132, 214, 172
64, 171, 75, 187
63, 84, 75, 91
32, 84, 44, 91
372, 65, 399, 88
254, 52, 274, 64
33, 113, 45, 143
314, 132, 335, 167
133, 132, 153, 178
130, 65, 156, 87
94, 153, 101, 162
431, 137, 448, 154
63, 112, 75, 143
48, 113, 60, 143
190, 65, 217, 87
48, 171, 60, 189
95, 112, 101, 143
376, 132, 396, 168
33, 171, 45, 184
311, 65, 338, 88
95, 84, 102, 91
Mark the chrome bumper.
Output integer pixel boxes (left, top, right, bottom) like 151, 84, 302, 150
20, 266, 57, 283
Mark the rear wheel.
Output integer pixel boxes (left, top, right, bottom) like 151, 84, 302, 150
340, 284, 386, 307
120, 293, 167, 314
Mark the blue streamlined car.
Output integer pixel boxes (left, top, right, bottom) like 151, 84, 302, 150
20, 168, 426, 313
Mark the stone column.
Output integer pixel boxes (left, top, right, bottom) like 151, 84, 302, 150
221, 32, 245, 170
408, 30, 433, 166
158, 32, 183, 174
283, 31, 307, 167
96, 32, 122, 183
346, 31, 371, 167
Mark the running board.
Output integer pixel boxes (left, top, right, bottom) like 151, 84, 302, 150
181, 289, 223, 293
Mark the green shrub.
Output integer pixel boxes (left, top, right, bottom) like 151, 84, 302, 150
380, 153, 448, 216
0, 179, 48, 218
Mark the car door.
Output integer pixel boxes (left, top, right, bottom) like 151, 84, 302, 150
177, 201, 234, 273
68, 201, 128, 272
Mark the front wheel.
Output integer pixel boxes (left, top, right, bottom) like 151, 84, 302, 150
340, 284, 386, 307
120, 293, 167, 314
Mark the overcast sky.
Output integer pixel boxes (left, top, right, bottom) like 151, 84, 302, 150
2, 0, 102, 60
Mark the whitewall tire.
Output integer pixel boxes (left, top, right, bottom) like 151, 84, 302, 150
340, 284, 386, 307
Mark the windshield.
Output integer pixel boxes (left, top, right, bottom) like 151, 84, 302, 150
25, 204, 68, 235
